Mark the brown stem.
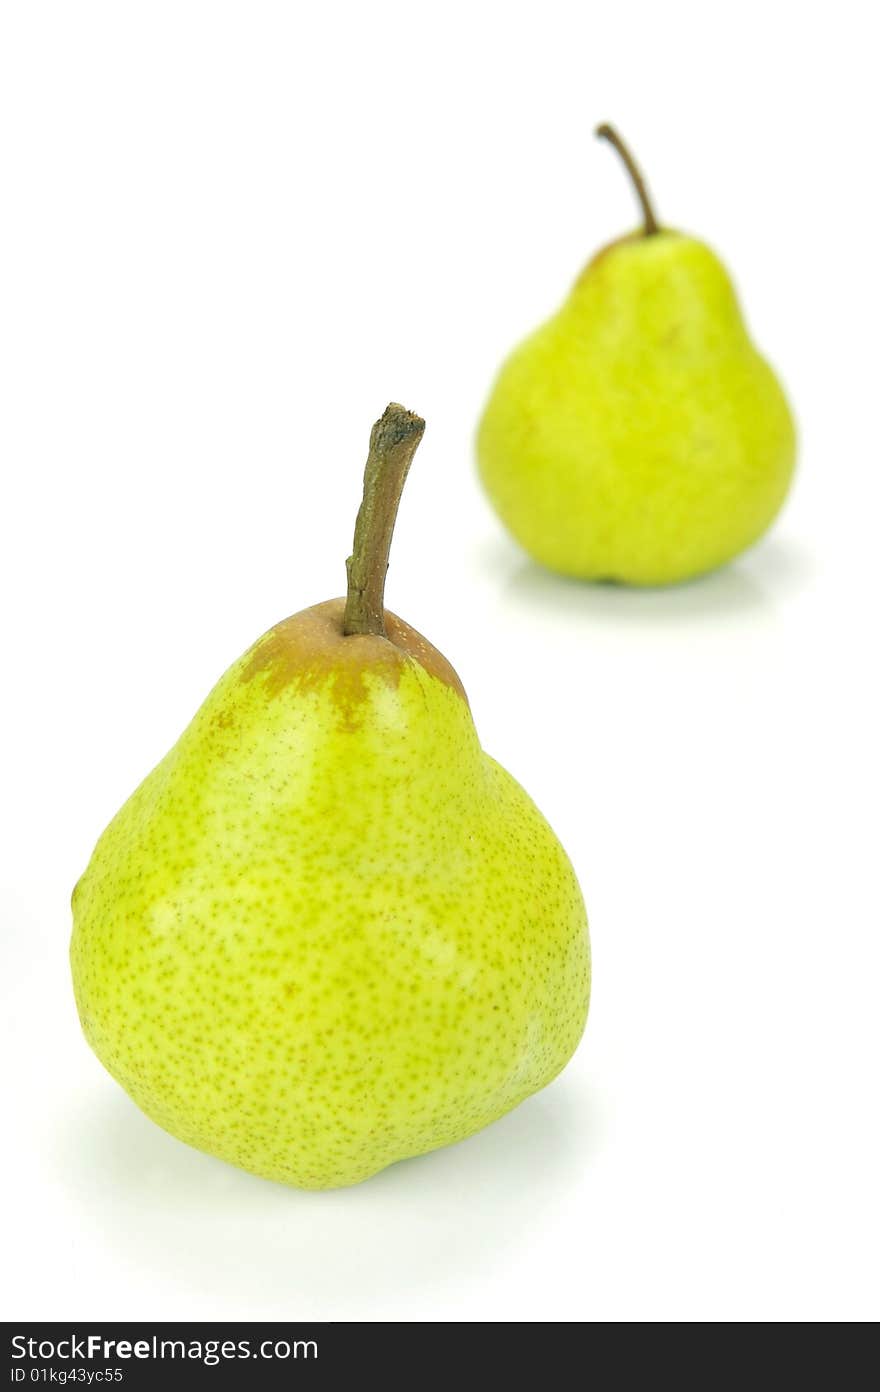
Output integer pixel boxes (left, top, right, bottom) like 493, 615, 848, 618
595, 123, 660, 236
343, 403, 426, 638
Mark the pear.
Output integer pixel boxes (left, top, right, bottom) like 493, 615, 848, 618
477, 124, 796, 585
71, 405, 590, 1190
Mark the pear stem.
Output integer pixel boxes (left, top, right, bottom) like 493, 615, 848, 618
343, 403, 426, 638
595, 123, 659, 237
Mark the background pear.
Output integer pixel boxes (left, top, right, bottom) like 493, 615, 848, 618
70, 405, 590, 1190
477, 124, 796, 585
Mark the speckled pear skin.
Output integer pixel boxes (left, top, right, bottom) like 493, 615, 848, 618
477, 231, 796, 584
70, 599, 589, 1189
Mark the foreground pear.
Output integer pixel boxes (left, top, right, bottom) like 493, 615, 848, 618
71, 406, 590, 1189
477, 125, 796, 585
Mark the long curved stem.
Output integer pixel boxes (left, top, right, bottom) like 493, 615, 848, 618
595, 123, 660, 236
343, 403, 426, 638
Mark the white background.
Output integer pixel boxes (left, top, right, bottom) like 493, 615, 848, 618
1, 0, 878, 1323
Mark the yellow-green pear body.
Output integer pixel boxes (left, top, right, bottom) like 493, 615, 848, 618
477, 232, 796, 584
71, 601, 589, 1189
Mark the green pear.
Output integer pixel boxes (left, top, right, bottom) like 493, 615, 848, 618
71, 405, 590, 1189
477, 124, 796, 585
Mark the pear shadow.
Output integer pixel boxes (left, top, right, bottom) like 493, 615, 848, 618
57, 1077, 601, 1318
498, 535, 813, 630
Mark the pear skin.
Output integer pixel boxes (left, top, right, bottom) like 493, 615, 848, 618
477, 126, 796, 585
71, 408, 590, 1189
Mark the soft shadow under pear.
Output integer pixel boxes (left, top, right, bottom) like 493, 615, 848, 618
58, 1079, 601, 1314
500, 536, 811, 630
